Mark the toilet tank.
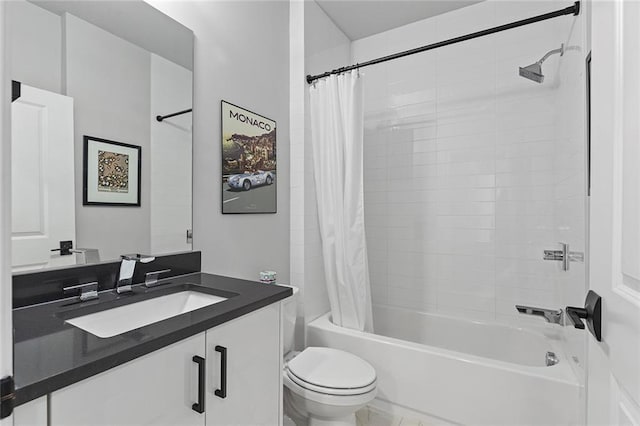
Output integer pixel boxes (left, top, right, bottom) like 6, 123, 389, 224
279, 285, 299, 354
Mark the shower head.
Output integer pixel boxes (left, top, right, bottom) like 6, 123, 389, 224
519, 43, 564, 84
519, 62, 544, 83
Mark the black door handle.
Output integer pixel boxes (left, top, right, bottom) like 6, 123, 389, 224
214, 345, 227, 399
51, 240, 73, 256
565, 306, 586, 329
192, 355, 205, 414
566, 290, 602, 341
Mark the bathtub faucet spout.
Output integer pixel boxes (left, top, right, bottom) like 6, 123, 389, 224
515, 305, 564, 324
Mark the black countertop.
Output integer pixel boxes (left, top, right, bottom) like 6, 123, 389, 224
13, 273, 292, 406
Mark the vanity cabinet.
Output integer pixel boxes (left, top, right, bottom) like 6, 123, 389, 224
205, 303, 282, 426
14, 396, 47, 426
46, 303, 282, 426
50, 333, 206, 426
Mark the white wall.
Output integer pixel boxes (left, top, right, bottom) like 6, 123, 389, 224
348, 1, 584, 325
0, 3, 14, 418
145, 1, 291, 283
150, 54, 193, 254
65, 13, 152, 260
7, 1, 61, 93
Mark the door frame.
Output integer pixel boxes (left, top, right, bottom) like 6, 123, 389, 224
0, 1, 14, 424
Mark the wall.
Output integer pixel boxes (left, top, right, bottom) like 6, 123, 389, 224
6, 1, 61, 93
0, 0, 15, 407
350, 1, 583, 324
145, 1, 291, 283
150, 54, 193, 254
64, 13, 152, 260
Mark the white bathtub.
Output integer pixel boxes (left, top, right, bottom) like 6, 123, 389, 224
307, 305, 581, 425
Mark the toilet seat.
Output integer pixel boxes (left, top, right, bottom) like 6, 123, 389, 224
285, 369, 377, 396
284, 347, 377, 396
283, 369, 377, 407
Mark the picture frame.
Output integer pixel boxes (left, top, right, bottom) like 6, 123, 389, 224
83, 135, 141, 206
221, 100, 277, 214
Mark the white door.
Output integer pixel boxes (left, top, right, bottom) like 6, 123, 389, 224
588, 1, 640, 424
11, 83, 76, 271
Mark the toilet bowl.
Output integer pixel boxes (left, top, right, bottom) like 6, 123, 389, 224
283, 347, 377, 426
280, 285, 377, 426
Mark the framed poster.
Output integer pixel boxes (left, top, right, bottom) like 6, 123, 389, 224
83, 135, 141, 206
221, 101, 277, 214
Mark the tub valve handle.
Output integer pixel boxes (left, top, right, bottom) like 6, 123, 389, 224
565, 307, 586, 329
565, 290, 602, 342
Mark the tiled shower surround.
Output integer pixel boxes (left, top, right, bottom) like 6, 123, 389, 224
353, 1, 586, 324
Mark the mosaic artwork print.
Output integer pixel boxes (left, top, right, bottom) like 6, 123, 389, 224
83, 135, 141, 206
97, 150, 129, 193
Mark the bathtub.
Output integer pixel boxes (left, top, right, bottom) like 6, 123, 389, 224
307, 305, 581, 425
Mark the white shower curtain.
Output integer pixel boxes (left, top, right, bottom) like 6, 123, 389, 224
309, 70, 374, 332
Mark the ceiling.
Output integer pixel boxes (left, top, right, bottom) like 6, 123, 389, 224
315, 0, 483, 40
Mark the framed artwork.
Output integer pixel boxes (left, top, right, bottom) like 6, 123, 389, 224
83, 135, 141, 206
221, 101, 277, 214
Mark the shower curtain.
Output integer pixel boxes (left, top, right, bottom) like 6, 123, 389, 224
309, 70, 373, 332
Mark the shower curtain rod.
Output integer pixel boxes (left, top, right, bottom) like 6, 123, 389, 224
306, 1, 580, 84
156, 108, 192, 122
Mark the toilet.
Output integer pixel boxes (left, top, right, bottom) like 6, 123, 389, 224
281, 286, 377, 426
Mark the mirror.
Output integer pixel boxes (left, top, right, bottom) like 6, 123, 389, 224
8, 0, 193, 272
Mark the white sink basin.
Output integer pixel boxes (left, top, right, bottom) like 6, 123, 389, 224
66, 291, 227, 338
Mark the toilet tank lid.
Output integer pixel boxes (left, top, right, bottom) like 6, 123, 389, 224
287, 347, 376, 389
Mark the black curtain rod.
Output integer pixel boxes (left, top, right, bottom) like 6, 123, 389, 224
156, 108, 193, 122
306, 1, 580, 84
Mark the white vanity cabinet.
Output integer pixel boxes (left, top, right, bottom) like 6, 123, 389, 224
205, 303, 282, 426
50, 333, 206, 426
44, 303, 282, 426
13, 396, 47, 426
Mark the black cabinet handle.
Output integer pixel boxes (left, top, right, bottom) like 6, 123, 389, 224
192, 355, 205, 414
214, 345, 227, 399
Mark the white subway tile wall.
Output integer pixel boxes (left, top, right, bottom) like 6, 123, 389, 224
352, 1, 586, 326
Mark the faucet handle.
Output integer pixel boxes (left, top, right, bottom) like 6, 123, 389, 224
144, 269, 172, 288
121, 254, 156, 263
63, 281, 99, 302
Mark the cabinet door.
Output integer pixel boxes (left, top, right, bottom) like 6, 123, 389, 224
206, 304, 282, 426
13, 396, 47, 426
50, 333, 205, 426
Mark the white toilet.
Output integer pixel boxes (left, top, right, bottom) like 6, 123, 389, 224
281, 286, 377, 426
